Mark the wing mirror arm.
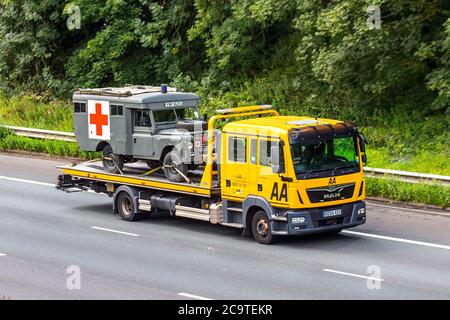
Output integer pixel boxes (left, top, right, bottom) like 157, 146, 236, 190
358, 133, 368, 165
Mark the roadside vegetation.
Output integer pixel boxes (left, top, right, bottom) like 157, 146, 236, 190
0, 126, 97, 159
366, 177, 449, 208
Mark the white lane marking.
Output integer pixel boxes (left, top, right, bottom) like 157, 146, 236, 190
0, 253, 6, 257
0, 175, 107, 196
367, 202, 450, 217
0, 175, 54, 187
323, 269, 384, 282
91, 226, 139, 237
342, 230, 450, 250
178, 292, 212, 300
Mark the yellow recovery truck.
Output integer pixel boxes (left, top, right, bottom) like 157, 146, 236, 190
57, 105, 367, 244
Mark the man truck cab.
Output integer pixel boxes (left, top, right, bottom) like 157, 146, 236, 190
219, 116, 367, 244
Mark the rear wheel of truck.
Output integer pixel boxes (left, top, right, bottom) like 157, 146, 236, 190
163, 151, 188, 182
252, 210, 274, 245
102, 144, 124, 174
117, 192, 140, 221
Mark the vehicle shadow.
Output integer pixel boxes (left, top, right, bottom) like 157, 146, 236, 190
138, 212, 361, 248
71, 203, 113, 216
69, 205, 362, 248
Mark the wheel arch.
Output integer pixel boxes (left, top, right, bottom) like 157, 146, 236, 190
112, 185, 140, 214
159, 145, 175, 162
96, 141, 110, 152
242, 196, 275, 229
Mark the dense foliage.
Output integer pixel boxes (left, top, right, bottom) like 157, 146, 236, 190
0, 0, 448, 113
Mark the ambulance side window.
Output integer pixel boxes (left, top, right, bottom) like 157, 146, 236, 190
73, 102, 86, 113
134, 110, 151, 128
111, 105, 123, 116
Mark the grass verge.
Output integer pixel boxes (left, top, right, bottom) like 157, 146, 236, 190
0, 128, 98, 159
366, 177, 449, 208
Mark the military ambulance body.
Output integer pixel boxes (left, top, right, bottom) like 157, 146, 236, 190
59, 98, 367, 244
73, 85, 207, 181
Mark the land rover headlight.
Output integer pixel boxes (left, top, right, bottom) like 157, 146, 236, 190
292, 217, 306, 224
185, 141, 193, 150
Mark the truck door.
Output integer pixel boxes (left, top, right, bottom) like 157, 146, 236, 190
222, 134, 249, 200
132, 110, 153, 158
257, 139, 289, 206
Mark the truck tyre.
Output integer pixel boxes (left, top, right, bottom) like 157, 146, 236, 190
176, 120, 208, 131
252, 210, 274, 245
163, 151, 188, 182
102, 144, 124, 174
117, 191, 140, 221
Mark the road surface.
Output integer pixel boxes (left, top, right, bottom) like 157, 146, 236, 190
0, 153, 449, 299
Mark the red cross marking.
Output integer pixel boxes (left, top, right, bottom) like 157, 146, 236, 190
89, 103, 108, 136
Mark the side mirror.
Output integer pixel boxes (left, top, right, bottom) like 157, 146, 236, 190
361, 153, 367, 166
358, 133, 368, 153
358, 133, 368, 165
270, 145, 285, 174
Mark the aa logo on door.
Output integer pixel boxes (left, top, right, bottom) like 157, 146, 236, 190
270, 182, 288, 202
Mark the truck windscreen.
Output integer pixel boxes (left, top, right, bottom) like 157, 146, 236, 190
290, 136, 360, 178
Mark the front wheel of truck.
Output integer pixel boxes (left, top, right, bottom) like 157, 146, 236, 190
252, 210, 275, 245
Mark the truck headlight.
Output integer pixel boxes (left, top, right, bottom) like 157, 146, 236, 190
357, 208, 366, 215
292, 217, 306, 224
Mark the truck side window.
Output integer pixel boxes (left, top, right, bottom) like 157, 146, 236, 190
259, 140, 271, 166
250, 139, 257, 164
260, 140, 284, 168
228, 136, 246, 163
135, 111, 151, 127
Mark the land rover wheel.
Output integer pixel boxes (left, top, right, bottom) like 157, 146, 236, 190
117, 192, 140, 221
102, 144, 124, 174
252, 210, 274, 245
163, 151, 188, 182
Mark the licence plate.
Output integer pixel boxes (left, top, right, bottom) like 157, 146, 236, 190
322, 209, 342, 218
